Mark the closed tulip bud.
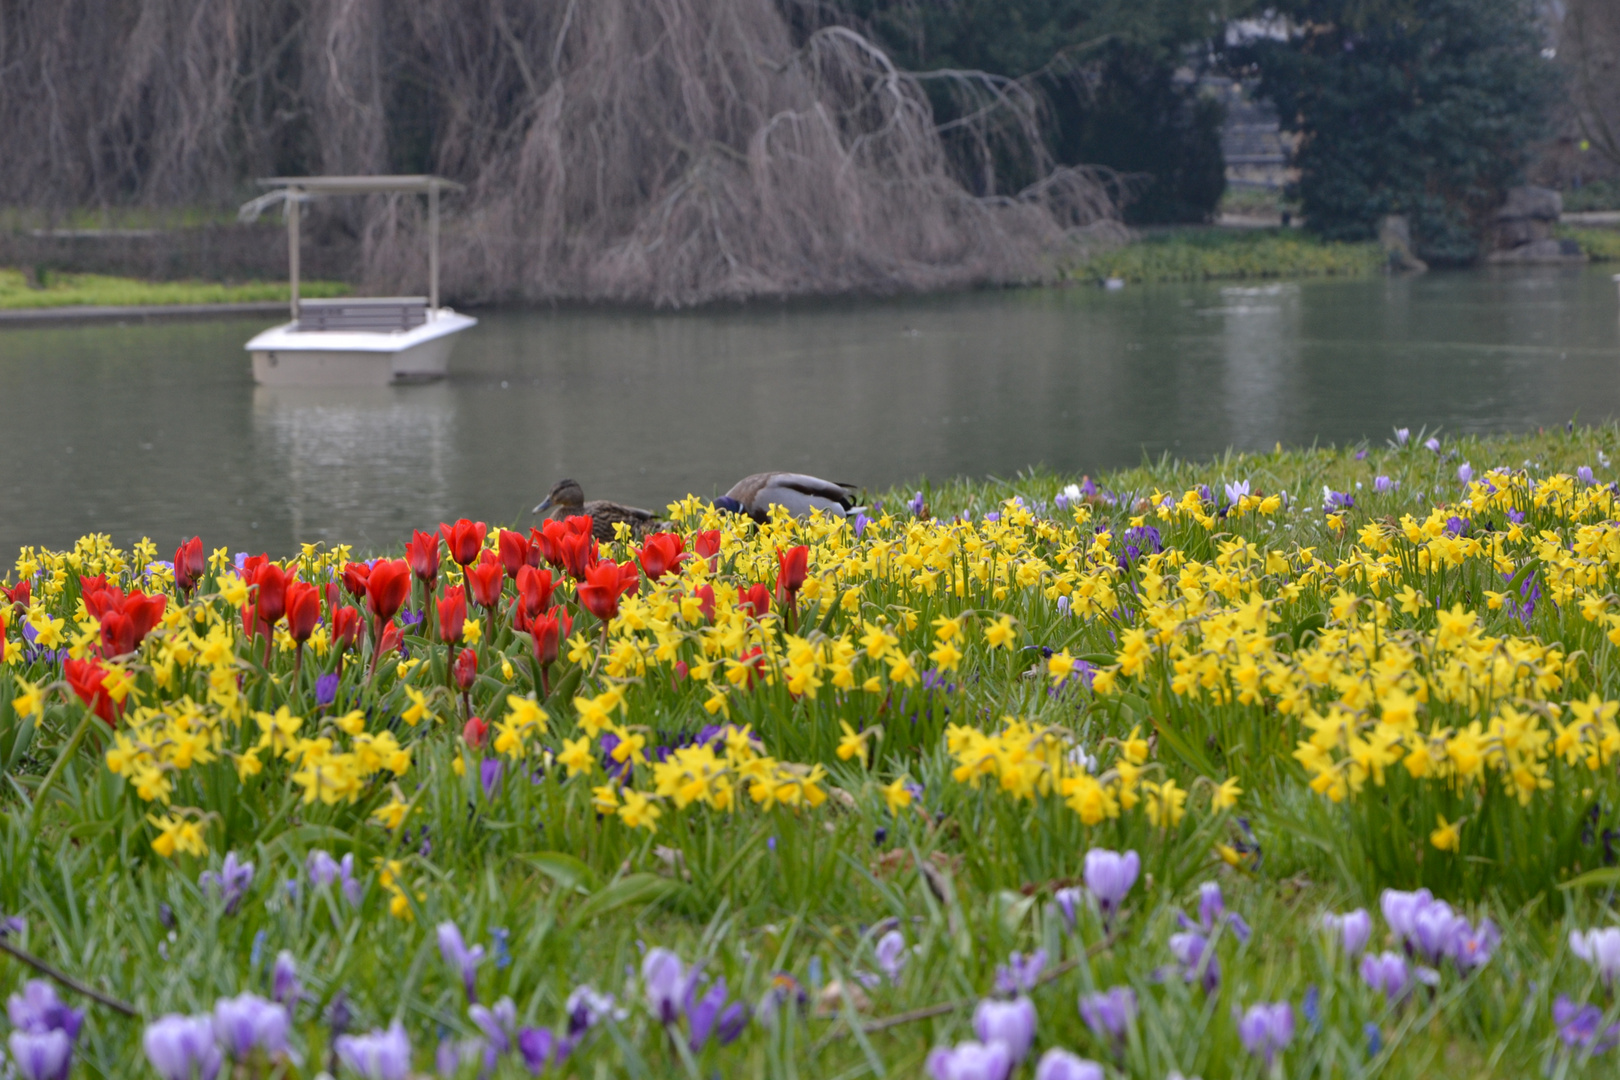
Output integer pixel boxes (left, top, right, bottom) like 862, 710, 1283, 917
439, 586, 468, 643
578, 562, 627, 622
454, 647, 478, 691
532, 610, 571, 667
739, 583, 771, 619
286, 583, 321, 644
559, 530, 598, 582
100, 610, 136, 658
775, 545, 809, 605
1, 579, 32, 611
695, 584, 716, 622
466, 551, 504, 609
323, 581, 341, 614
252, 563, 290, 625
173, 537, 205, 595
439, 519, 488, 567
463, 715, 489, 748
341, 561, 371, 600
498, 529, 530, 578
694, 529, 722, 567
332, 606, 363, 651
406, 530, 441, 586
533, 522, 566, 568
365, 559, 411, 625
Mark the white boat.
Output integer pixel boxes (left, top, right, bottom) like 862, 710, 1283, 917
240, 175, 476, 387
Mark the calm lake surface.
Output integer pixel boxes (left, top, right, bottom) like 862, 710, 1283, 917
4, 265, 1620, 557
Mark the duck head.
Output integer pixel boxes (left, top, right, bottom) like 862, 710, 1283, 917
713, 496, 747, 516
534, 478, 585, 514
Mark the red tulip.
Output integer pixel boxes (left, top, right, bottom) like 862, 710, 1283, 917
694, 529, 722, 569
577, 561, 629, 622
618, 560, 641, 598
286, 582, 321, 644
406, 529, 441, 586
454, 647, 478, 691
775, 545, 809, 607
377, 621, 404, 656
100, 610, 135, 658
737, 645, 766, 688
174, 537, 205, 595
738, 583, 771, 619
239, 555, 268, 579
533, 521, 565, 568
322, 581, 341, 615
332, 606, 363, 651
532, 608, 571, 667
498, 530, 530, 578
366, 559, 411, 624
558, 530, 598, 582
240, 604, 270, 641
462, 715, 489, 749
1, 579, 31, 610
78, 574, 109, 596
637, 533, 686, 580
439, 519, 488, 567
439, 585, 468, 643
65, 657, 118, 726
341, 561, 371, 600
465, 550, 505, 609
516, 565, 555, 618
252, 563, 290, 626
695, 584, 716, 623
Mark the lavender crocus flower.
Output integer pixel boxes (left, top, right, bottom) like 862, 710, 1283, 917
972, 997, 1035, 1064
469, 998, 517, 1056
1082, 849, 1139, 924
1359, 952, 1410, 1000
334, 1022, 412, 1080
1078, 986, 1135, 1043
1054, 887, 1084, 930
437, 921, 486, 1003
480, 758, 504, 802
1457, 463, 1473, 485
515, 1027, 557, 1072
212, 993, 289, 1059
909, 492, 927, 516
1224, 480, 1250, 507
1379, 888, 1433, 945
688, 978, 748, 1051
315, 673, 340, 708
853, 514, 871, 539
1319, 909, 1372, 956
993, 950, 1046, 995
308, 850, 340, 888
1322, 488, 1355, 512
1034, 1049, 1104, 1080
0, 914, 24, 939
1554, 995, 1620, 1053
199, 852, 254, 914
1373, 475, 1396, 494
434, 1037, 485, 1078
8, 1030, 74, 1080
1579, 466, 1596, 484
1237, 1002, 1294, 1066
7, 982, 84, 1040
926, 1039, 1013, 1080
1169, 931, 1220, 994
1395, 428, 1410, 446
642, 948, 691, 1024
1184, 882, 1250, 943
272, 951, 301, 1007
875, 930, 907, 984
1424, 437, 1440, 452
565, 985, 623, 1036
1570, 928, 1620, 984
143, 1014, 222, 1080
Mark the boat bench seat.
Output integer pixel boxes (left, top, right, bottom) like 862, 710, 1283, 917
295, 298, 428, 332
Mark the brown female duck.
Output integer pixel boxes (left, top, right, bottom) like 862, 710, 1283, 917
532, 478, 657, 542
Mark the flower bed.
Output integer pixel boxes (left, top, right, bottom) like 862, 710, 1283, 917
6, 427, 1620, 1078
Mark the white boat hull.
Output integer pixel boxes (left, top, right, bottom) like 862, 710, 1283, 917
246, 310, 477, 386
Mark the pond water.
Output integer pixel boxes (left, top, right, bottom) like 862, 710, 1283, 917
3, 264, 1620, 557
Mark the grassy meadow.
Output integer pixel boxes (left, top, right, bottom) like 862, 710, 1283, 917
8, 426, 1620, 1078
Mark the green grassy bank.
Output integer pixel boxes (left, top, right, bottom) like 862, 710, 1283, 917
0, 268, 349, 310
1074, 228, 1385, 285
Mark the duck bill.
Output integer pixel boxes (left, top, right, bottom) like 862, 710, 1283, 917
532, 496, 553, 514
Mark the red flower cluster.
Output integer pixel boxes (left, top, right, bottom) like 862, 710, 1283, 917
173, 537, 205, 596
82, 576, 166, 659
66, 657, 120, 726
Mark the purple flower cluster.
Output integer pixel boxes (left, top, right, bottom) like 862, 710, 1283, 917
875, 930, 908, 983
307, 849, 363, 906
993, 950, 1046, 995
1554, 995, 1620, 1053
1117, 526, 1161, 571
145, 993, 289, 1080
198, 852, 254, 914
7, 981, 84, 1080
1166, 882, 1248, 994
1569, 927, 1620, 984
1319, 908, 1372, 956
1380, 889, 1498, 971
1237, 1001, 1294, 1066
1079, 985, 1135, 1046
334, 1022, 412, 1080
642, 948, 748, 1052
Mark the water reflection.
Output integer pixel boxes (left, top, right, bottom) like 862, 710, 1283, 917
0, 265, 1617, 556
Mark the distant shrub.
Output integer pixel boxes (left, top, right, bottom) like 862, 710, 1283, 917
1073, 228, 1384, 284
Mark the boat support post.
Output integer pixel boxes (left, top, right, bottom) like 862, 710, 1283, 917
288, 186, 302, 324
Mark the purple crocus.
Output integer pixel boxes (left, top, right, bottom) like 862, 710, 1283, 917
1322, 488, 1355, 512
1395, 428, 1410, 446
143, 1014, 222, 1080
926, 1039, 1012, 1080
1373, 475, 1396, 494
333, 1022, 412, 1080
1554, 995, 1620, 1053
1054, 887, 1084, 929
1424, 437, 1440, 452
564, 986, 623, 1036
1082, 849, 1139, 925
1319, 909, 1372, 957
642, 948, 692, 1025
7, 982, 84, 1041
272, 951, 301, 1007
1359, 952, 1410, 1000
316, 673, 341, 708
8, 1029, 74, 1080
1579, 465, 1596, 484
875, 930, 908, 984
1570, 928, 1620, 984
909, 492, 927, 516
687, 978, 749, 1052
212, 993, 290, 1059
1457, 463, 1473, 485
308, 850, 340, 888
993, 950, 1046, 995
0, 914, 24, 939
516, 1027, 557, 1072
1034, 1049, 1104, 1080
437, 921, 486, 1003
1237, 1001, 1294, 1066
468, 998, 517, 1056
1078, 986, 1135, 1044
1224, 480, 1250, 507
1168, 931, 1220, 994
199, 852, 254, 914
972, 996, 1035, 1064
480, 758, 504, 802
1182, 882, 1250, 943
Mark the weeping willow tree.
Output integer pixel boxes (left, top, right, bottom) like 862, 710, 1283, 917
0, 0, 1125, 305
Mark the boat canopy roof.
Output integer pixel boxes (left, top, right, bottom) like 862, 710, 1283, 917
254, 175, 464, 195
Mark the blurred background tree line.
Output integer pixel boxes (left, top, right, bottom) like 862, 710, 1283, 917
0, 0, 1602, 295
